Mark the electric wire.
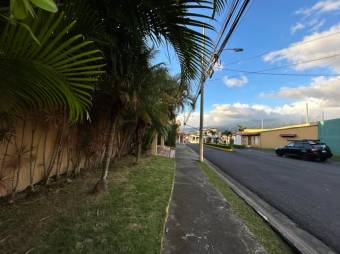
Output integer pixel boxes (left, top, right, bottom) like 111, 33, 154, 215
224, 30, 340, 66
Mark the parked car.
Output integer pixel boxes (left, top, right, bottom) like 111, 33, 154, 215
275, 139, 333, 161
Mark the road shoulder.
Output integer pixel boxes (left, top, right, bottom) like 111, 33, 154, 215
187, 145, 336, 254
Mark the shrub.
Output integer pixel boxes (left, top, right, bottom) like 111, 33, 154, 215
204, 143, 245, 149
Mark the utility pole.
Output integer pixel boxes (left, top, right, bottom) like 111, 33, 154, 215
199, 28, 206, 162
305, 103, 309, 124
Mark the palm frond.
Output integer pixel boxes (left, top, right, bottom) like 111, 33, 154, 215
0, 11, 105, 122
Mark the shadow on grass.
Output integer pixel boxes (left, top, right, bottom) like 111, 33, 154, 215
0, 155, 175, 254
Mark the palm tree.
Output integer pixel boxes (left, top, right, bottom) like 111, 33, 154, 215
0, 10, 105, 122
0, 0, 232, 194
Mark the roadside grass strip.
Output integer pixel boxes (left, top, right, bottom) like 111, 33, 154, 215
332, 155, 340, 161
198, 161, 296, 254
205, 143, 234, 152
0, 155, 175, 254
205, 143, 245, 151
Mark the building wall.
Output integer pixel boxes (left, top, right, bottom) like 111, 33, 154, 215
260, 125, 318, 149
319, 119, 340, 155
0, 117, 131, 198
241, 135, 260, 147
233, 135, 242, 145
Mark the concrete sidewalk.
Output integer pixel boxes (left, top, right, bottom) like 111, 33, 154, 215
162, 144, 266, 254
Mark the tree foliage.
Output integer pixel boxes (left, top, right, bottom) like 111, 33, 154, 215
0, 0, 231, 195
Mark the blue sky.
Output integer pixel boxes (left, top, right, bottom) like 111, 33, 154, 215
155, 0, 340, 130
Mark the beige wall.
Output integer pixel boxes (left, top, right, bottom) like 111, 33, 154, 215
242, 135, 260, 147
0, 117, 130, 198
260, 125, 318, 149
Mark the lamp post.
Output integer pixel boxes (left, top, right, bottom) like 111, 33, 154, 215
198, 47, 244, 162
223, 48, 244, 52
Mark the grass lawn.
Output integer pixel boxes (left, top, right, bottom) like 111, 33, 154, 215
198, 162, 296, 254
332, 155, 340, 161
0, 155, 175, 254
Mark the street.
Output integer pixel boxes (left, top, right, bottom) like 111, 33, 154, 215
188, 144, 340, 253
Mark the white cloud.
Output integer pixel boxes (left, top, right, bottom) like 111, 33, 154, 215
223, 75, 248, 88
290, 19, 325, 34
291, 22, 305, 34
262, 76, 340, 107
177, 99, 340, 130
296, 0, 340, 16
263, 24, 340, 71
308, 19, 325, 32
178, 76, 340, 129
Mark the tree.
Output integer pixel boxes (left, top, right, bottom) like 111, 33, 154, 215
222, 130, 232, 136
0, 10, 104, 122
0, 0, 232, 196
237, 125, 246, 132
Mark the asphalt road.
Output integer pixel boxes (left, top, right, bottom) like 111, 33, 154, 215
188, 144, 340, 253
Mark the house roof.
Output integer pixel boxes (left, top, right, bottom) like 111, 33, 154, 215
259, 122, 318, 133
237, 123, 318, 136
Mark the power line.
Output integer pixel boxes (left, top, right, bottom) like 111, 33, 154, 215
184, 0, 251, 128
184, 123, 200, 131
249, 51, 340, 72
224, 30, 340, 66
214, 0, 240, 52
216, 0, 250, 57
205, 52, 340, 80
211, 69, 340, 78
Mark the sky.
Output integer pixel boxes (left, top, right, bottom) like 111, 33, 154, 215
155, 0, 340, 131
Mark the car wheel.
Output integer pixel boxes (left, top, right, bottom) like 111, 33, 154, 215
320, 158, 327, 162
302, 154, 310, 161
276, 151, 283, 157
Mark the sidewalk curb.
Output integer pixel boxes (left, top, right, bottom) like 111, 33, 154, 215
160, 158, 176, 253
186, 145, 336, 254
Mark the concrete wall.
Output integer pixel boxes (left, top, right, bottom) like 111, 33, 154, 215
0, 120, 88, 197
319, 119, 340, 155
260, 125, 318, 149
233, 135, 242, 145
0, 117, 130, 198
242, 135, 260, 147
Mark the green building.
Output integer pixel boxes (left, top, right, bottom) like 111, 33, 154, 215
318, 118, 340, 155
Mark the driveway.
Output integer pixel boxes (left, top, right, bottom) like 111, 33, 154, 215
188, 144, 340, 253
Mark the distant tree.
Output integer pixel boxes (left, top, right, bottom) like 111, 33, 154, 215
237, 125, 246, 131
222, 130, 232, 136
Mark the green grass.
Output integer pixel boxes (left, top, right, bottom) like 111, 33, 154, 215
198, 162, 296, 254
205, 143, 246, 149
0, 155, 175, 254
332, 155, 340, 161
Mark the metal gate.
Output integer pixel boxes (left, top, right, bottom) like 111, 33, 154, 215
318, 118, 340, 155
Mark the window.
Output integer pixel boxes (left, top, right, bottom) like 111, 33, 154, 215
304, 143, 312, 149
287, 142, 295, 147
295, 142, 304, 148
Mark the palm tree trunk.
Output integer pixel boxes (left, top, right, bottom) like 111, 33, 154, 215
101, 119, 115, 180
11, 118, 26, 199
42, 127, 49, 178
29, 124, 37, 191
135, 126, 144, 163
94, 117, 115, 193
160, 135, 165, 147
0, 139, 10, 176
150, 132, 158, 155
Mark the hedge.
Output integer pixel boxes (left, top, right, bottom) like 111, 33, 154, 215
204, 143, 246, 149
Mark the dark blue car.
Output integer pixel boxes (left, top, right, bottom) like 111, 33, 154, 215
275, 139, 333, 162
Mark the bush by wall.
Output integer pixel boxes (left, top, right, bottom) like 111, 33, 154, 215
204, 143, 245, 149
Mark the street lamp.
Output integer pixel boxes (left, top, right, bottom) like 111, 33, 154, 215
223, 47, 244, 52
198, 46, 243, 162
